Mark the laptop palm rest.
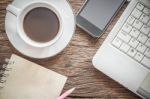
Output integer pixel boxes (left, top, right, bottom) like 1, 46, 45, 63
137, 73, 150, 99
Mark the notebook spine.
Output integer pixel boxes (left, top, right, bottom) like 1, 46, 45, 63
0, 58, 13, 89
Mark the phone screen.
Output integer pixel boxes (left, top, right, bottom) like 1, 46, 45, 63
79, 0, 125, 31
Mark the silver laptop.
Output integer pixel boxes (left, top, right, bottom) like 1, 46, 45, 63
93, 0, 150, 98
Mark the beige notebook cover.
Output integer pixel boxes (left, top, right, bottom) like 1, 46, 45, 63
0, 54, 67, 99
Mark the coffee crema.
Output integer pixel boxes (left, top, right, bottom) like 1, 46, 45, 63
23, 7, 60, 43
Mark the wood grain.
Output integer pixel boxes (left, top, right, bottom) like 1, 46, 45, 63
0, 0, 141, 99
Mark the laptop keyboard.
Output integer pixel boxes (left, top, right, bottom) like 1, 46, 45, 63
112, 2, 150, 69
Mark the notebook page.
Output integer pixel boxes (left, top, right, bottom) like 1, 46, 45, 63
0, 54, 67, 99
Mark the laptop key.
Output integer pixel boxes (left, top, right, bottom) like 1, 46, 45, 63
122, 23, 132, 33
129, 38, 139, 48
133, 20, 143, 29
112, 37, 122, 48
141, 57, 150, 69
120, 43, 130, 52
134, 52, 144, 62
145, 38, 150, 48
127, 16, 135, 25
137, 43, 147, 53
128, 48, 137, 57
130, 28, 140, 38
139, 14, 150, 24
140, 25, 150, 35
148, 21, 150, 27
143, 7, 150, 15
137, 33, 148, 44
132, 8, 142, 19
144, 48, 150, 58
148, 33, 150, 37
117, 30, 131, 43
136, 3, 144, 11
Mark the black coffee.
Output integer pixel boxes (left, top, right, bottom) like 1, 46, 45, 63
23, 7, 60, 43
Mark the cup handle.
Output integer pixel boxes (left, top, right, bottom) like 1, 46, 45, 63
6, 5, 21, 16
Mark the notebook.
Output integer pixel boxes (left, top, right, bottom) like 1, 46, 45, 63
0, 54, 67, 99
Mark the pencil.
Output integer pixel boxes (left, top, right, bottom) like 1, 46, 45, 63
57, 87, 76, 99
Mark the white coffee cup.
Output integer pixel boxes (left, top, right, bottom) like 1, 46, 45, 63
6, 1, 63, 48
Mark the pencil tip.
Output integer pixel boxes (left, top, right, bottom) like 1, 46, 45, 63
69, 87, 76, 92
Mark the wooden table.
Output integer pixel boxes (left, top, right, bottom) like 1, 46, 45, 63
0, 0, 141, 99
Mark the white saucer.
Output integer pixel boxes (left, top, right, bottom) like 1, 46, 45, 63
5, 0, 75, 59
